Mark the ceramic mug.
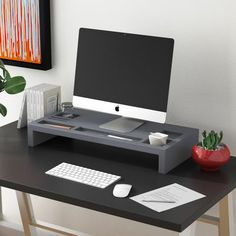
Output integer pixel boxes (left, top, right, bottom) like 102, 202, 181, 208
148, 132, 168, 146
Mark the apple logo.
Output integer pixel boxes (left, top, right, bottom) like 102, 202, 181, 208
115, 105, 119, 112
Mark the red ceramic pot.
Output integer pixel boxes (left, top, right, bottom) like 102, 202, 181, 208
192, 144, 230, 171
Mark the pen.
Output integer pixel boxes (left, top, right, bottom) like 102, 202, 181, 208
107, 135, 133, 141
142, 200, 176, 203
45, 124, 72, 130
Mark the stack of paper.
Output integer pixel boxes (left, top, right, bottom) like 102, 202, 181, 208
130, 183, 206, 212
17, 84, 61, 128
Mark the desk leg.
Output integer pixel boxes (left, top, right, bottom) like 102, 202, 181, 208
219, 195, 230, 236
178, 222, 196, 236
229, 191, 236, 236
198, 194, 232, 236
0, 187, 3, 220
218, 193, 235, 236
16, 191, 82, 236
16, 191, 33, 236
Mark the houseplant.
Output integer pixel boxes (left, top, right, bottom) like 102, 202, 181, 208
192, 130, 230, 171
0, 59, 26, 117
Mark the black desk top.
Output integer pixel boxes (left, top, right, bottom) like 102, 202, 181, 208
0, 122, 236, 232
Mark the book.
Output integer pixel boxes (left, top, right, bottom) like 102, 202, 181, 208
18, 84, 61, 127
28, 84, 46, 123
39, 84, 61, 118
17, 89, 28, 129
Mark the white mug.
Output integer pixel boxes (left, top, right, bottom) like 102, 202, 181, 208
148, 132, 168, 146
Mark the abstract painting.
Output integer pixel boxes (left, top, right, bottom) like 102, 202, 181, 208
0, 0, 51, 70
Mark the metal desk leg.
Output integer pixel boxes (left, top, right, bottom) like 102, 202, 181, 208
178, 222, 196, 236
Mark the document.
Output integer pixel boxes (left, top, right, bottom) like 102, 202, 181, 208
130, 183, 206, 212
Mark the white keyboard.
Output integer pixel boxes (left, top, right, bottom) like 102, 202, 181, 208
45, 162, 121, 189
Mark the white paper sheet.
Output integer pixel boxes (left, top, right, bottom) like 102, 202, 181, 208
130, 183, 206, 212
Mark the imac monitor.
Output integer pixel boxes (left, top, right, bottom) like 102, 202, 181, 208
73, 28, 174, 133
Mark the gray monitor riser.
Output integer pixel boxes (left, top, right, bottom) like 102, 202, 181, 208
28, 108, 199, 174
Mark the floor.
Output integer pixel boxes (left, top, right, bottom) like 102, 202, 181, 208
0, 225, 23, 236
0, 222, 219, 236
0, 224, 63, 236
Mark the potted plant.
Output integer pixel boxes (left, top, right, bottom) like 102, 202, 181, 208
192, 130, 230, 171
0, 59, 26, 117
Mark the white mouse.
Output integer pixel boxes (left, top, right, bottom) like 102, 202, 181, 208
113, 184, 132, 198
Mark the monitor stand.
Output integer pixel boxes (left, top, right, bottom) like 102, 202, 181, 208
99, 117, 144, 133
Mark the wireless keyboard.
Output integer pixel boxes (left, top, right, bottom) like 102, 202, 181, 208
45, 162, 121, 189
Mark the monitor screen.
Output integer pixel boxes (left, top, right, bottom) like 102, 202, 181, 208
73, 28, 174, 125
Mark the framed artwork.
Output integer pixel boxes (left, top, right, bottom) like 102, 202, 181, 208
0, 0, 51, 70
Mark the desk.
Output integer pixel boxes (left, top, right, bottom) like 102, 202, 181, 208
0, 122, 235, 236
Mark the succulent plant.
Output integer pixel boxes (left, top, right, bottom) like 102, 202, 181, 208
201, 130, 223, 150
0, 59, 26, 116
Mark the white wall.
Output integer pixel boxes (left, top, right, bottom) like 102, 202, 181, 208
1, 0, 236, 235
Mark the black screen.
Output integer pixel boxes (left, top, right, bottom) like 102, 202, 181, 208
73, 28, 174, 112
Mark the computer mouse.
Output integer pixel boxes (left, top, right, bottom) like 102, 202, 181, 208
113, 184, 132, 198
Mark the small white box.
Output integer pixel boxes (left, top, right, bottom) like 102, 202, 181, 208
149, 132, 168, 146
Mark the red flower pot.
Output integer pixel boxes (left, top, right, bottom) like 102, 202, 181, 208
192, 144, 230, 171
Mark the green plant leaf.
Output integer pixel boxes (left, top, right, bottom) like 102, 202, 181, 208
0, 79, 5, 92
213, 133, 219, 150
0, 65, 11, 80
0, 60, 10, 80
202, 130, 224, 150
202, 138, 207, 149
202, 130, 208, 149
206, 136, 212, 149
211, 132, 216, 149
0, 103, 7, 116
0, 59, 4, 67
219, 131, 223, 144
202, 130, 207, 139
4, 76, 26, 94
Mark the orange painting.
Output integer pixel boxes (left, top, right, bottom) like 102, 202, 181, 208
0, 0, 41, 64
